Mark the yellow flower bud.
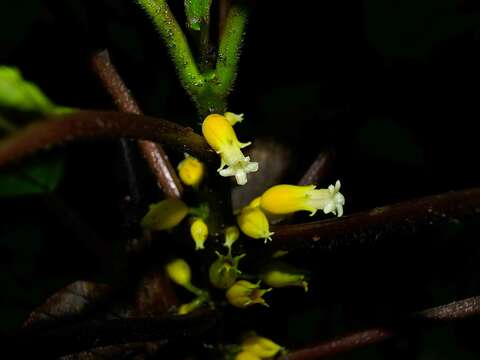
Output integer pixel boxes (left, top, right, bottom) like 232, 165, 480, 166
224, 112, 244, 126
141, 198, 189, 230
224, 225, 240, 250
209, 251, 245, 289
177, 153, 204, 187
190, 217, 208, 250
260, 180, 345, 217
177, 296, 206, 315
235, 351, 262, 360
202, 114, 258, 185
165, 258, 191, 287
242, 336, 283, 358
260, 262, 308, 292
237, 206, 273, 243
226, 280, 271, 308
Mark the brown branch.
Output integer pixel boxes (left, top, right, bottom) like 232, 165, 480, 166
14, 310, 218, 358
0, 110, 214, 168
272, 188, 480, 251
287, 295, 480, 360
92, 50, 183, 199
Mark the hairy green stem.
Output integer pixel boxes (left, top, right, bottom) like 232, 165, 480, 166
136, 0, 248, 117
215, 2, 248, 96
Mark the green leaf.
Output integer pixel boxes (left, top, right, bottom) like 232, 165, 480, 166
0, 66, 56, 114
184, 0, 212, 31
0, 155, 64, 197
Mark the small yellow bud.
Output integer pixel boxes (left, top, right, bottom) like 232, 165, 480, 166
260, 180, 345, 217
224, 225, 240, 250
202, 114, 258, 185
224, 112, 244, 126
209, 251, 245, 289
237, 206, 273, 243
141, 199, 189, 230
226, 280, 271, 308
165, 258, 191, 287
260, 262, 308, 292
190, 217, 208, 250
177, 297, 206, 315
242, 336, 283, 358
235, 351, 262, 360
177, 153, 204, 187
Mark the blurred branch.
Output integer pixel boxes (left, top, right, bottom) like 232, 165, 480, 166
298, 150, 334, 186
91, 49, 183, 199
14, 310, 218, 358
272, 188, 480, 251
287, 296, 480, 360
0, 110, 214, 168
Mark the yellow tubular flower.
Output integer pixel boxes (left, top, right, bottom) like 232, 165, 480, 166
260, 180, 345, 217
242, 336, 283, 358
202, 114, 258, 185
226, 280, 271, 308
177, 153, 204, 187
224, 111, 244, 126
165, 258, 191, 287
237, 206, 273, 243
260, 262, 308, 292
235, 351, 262, 360
141, 199, 189, 230
190, 217, 208, 250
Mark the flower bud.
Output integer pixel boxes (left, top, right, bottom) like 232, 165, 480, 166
260, 262, 308, 292
237, 206, 273, 243
165, 258, 191, 287
242, 335, 283, 358
141, 199, 189, 230
177, 153, 204, 187
226, 280, 271, 308
209, 251, 245, 289
260, 180, 345, 217
235, 351, 261, 360
224, 225, 240, 250
190, 217, 208, 250
202, 114, 258, 185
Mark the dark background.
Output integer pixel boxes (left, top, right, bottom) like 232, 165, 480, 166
1, 0, 480, 358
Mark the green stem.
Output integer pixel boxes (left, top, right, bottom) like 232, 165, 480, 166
136, 0, 205, 100
214, 3, 248, 96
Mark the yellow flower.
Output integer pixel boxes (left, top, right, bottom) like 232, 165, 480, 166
242, 336, 283, 358
165, 258, 191, 287
260, 180, 345, 217
141, 198, 189, 230
237, 206, 273, 243
224, 225, 240, 251
190, 217, 208, 250
209, 251, 245, 289
235, 351, 261, 360
260, 262, 308, 292
226, 280, 271, 308
224, 111, 244, 126
177, 153, 204, 187
202, 114, 258, 185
